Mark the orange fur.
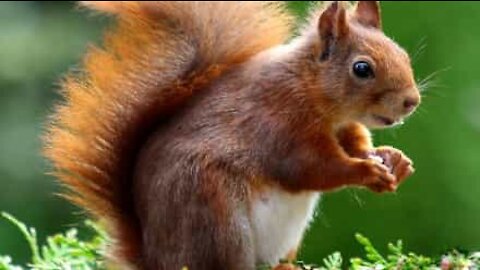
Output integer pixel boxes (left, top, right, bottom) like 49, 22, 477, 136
44, 1, 293, 266
44, 1, 420, 269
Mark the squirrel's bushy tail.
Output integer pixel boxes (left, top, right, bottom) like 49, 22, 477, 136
44, 1, 293, 266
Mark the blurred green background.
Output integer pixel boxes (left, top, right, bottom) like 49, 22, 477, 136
0, 1, 479, 267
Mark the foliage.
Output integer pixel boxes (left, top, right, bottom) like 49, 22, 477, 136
0, 213, 107, 270
2, 213, 478, 270
286, 233, 479, 270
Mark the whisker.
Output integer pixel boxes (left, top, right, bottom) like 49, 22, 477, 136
415, 106, 428, 115
418, 67, 450, 85
411, 36, 428, 64
417, 66, 450, 93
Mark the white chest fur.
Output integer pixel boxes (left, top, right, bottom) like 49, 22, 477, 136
251, 188, 320, 264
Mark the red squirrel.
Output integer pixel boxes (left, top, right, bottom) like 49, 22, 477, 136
44, 2, 420, 270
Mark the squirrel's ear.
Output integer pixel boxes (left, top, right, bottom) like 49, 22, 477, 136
318, 1, 349, 39
318, 2, 349, 60
354, 1, 382, 29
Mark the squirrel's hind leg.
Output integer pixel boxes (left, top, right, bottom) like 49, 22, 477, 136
134, 155, 255, 270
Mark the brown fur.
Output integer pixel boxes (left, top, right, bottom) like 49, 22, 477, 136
44, 1, 419, 270
44, 1, 292, 268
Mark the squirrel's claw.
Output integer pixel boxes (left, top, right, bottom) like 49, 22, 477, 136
365, 146, 415, 193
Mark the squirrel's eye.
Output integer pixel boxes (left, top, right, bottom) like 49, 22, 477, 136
352, 61, 374, 79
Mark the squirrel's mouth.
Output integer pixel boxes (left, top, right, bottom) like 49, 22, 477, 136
372, 114, 404, 127
373, 115, 394, 126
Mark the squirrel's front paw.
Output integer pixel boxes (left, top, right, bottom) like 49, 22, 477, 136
373, 146, 414, 182
366, 146, 414, 192
355, 159, 396, 192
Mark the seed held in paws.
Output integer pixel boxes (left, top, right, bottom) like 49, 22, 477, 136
371, 146, 415, 185
368, 153, 384, 165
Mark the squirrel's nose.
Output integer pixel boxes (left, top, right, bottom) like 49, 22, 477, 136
403, 96, 419, 113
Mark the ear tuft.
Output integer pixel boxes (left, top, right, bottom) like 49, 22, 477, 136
318, 1, 349, 40
318, 1, 349, 60
355, 1, 382, 29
